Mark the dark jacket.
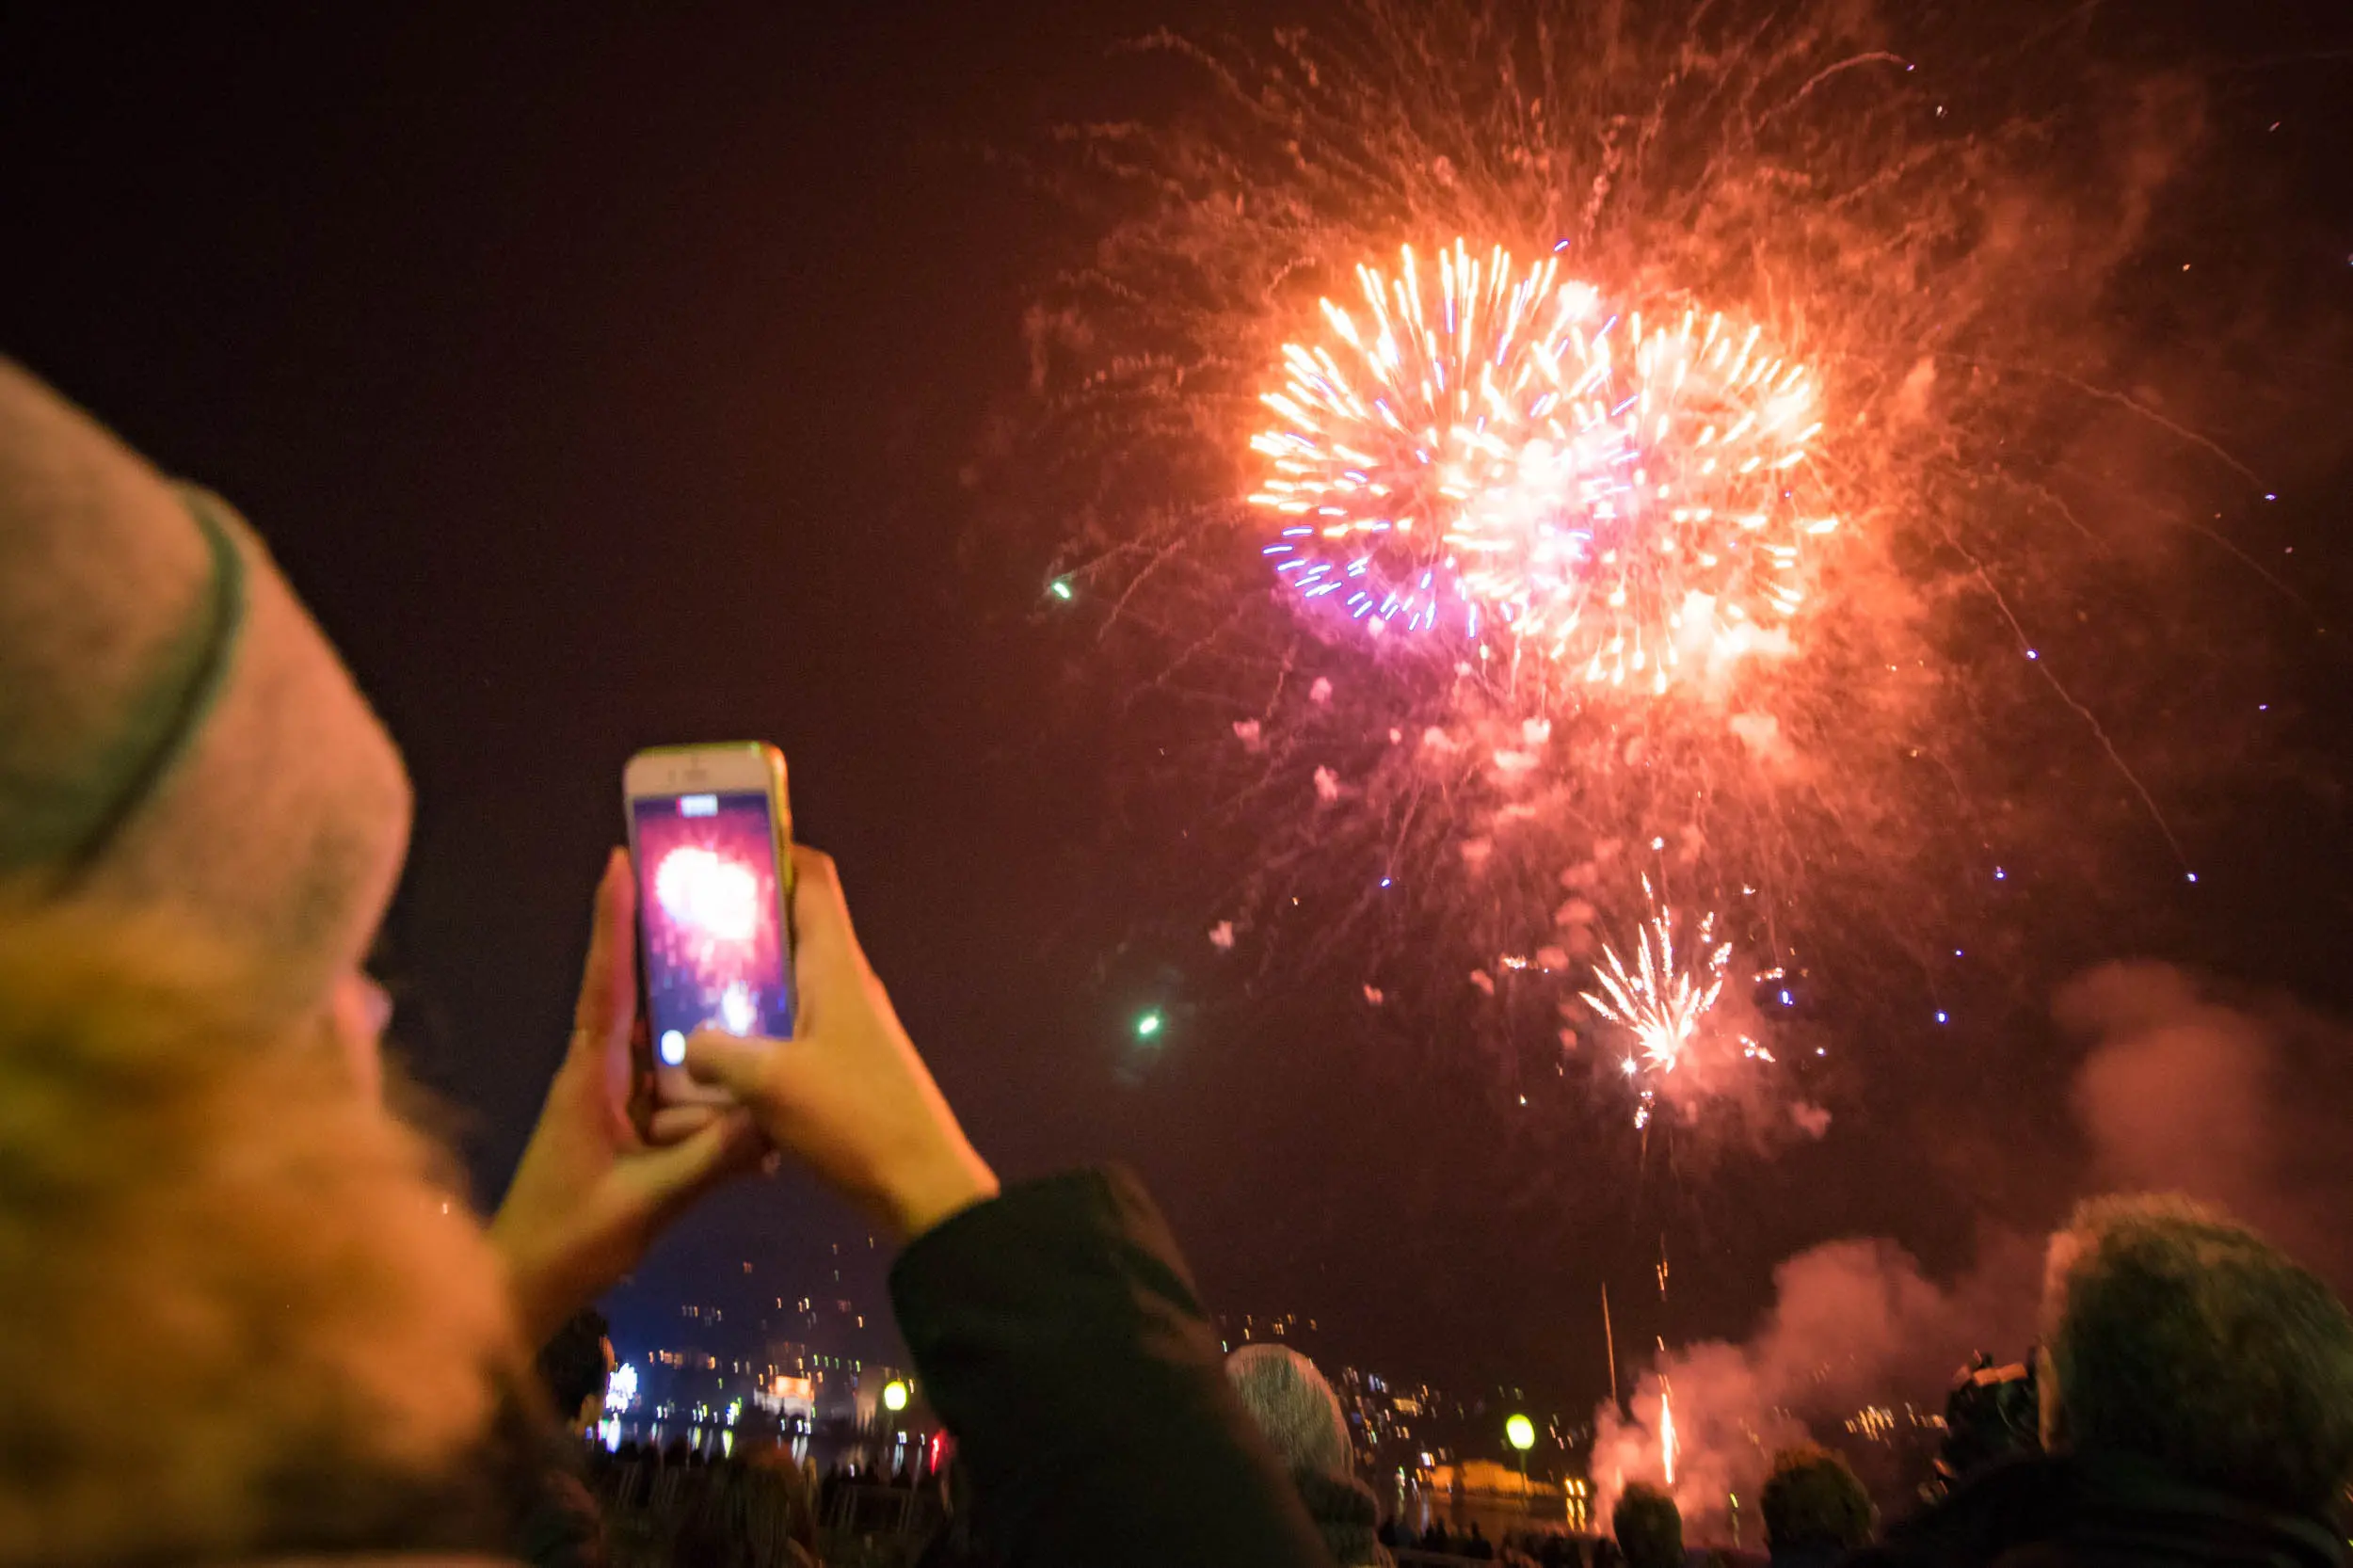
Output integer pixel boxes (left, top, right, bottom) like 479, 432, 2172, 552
1845, 1455, 2343, 1568
890, 1167, 1337, 1568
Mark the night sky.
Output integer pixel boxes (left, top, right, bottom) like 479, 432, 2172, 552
6, 3, 2352, 1421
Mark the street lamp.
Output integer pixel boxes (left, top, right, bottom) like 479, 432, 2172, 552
882, 1379, 909, 1414
1505, 1414, 1536, 1513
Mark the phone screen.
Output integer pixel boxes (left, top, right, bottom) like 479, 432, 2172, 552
631, 790, 794, 1069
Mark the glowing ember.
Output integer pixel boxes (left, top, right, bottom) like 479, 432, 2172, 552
1581, 877, 1734, 1076
1251, 239, 1833, 695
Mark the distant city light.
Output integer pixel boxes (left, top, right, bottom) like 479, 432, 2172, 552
883, 1379, 910, 1413
1134, 1010, 1164, 1039
1505, 1413, 1537, 1451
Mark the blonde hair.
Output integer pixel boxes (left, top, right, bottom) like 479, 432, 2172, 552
0, 904, 526, 1564
2042, 1193, 2353, 1517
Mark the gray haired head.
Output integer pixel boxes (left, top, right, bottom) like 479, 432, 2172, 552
2041, 1193, 2353, 1518
1225, 1343, 1352, 1476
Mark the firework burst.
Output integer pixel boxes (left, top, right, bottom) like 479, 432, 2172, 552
1253, 238, 1833, 697
1581, 876, 1733, 1077
1010, 0, 2285, 1169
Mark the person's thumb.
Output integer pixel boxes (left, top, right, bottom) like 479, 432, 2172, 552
681, 1029, 773, 1099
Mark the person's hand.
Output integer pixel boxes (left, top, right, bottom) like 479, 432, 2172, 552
488, 848, 764, 1345
685, 846, 998, 1242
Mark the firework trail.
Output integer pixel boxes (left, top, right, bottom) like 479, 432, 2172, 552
1660, 1385, 1677, 1489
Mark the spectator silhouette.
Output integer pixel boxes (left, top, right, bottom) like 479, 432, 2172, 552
537, 1308, 615, 1431
1851, 1195, 2353, 1568
519, 1308, 617, 1566
1759, 1446, 1871, 1568
668, 1456, 819, 1568
1613, 1483, 1684, 1568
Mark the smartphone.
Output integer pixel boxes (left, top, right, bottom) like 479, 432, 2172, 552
622, 743, 795, 1105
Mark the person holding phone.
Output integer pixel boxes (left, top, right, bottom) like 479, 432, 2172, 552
500, 792, 1328, 1564
0, 355, 1332, 1567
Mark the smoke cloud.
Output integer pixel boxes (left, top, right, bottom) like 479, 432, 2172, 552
1591, 961, 2353, 1537
1589, 1230, 2041, 1534
2060, 961, 2353, 1286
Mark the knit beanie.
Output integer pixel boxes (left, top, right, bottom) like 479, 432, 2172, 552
1225, 1343, 1353, 1478
0, 358, 410, 1017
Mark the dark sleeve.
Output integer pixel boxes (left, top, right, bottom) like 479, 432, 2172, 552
889, 1166, 1337, 1568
